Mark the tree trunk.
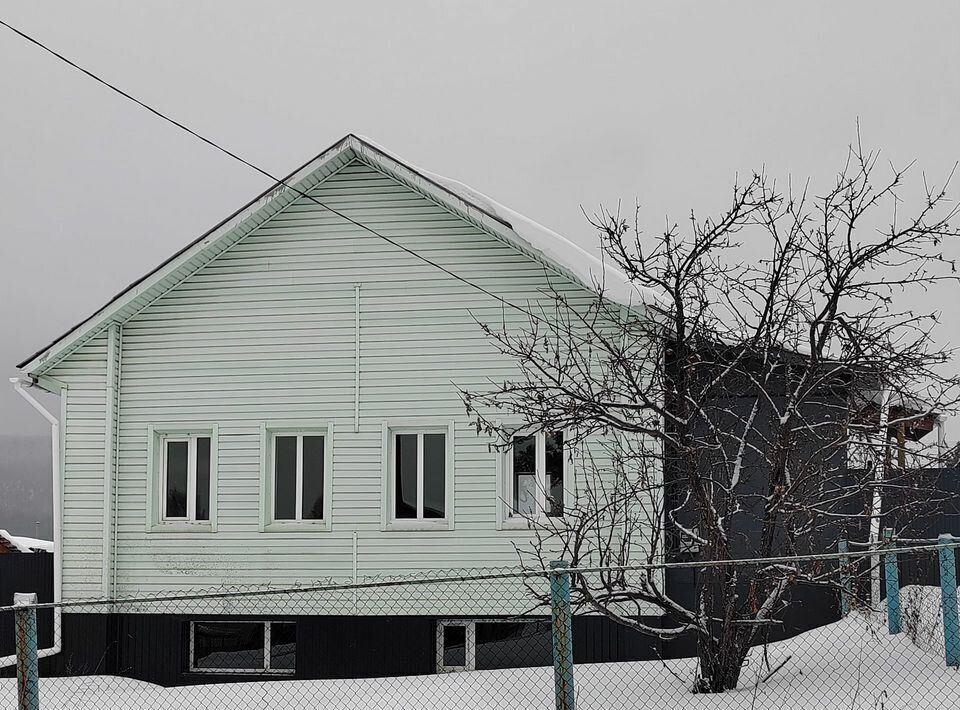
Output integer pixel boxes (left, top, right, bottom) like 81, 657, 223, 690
696, 638, 749, 692
694, 565, 752, 692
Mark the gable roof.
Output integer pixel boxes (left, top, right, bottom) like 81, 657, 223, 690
18, 134, 657, 376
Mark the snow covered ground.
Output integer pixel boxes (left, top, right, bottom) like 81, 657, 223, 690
901, 584, 949, 658
2, 613, 958, 709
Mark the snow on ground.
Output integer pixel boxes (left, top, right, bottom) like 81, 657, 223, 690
900, 584, 948, 658
2, 613, 958, 709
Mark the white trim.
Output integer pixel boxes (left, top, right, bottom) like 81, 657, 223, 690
188, 620, 295, 675
19, 134, 655, 378
146, 424, 218, 533
100, 323, 119, 596
260, 421, 334, 532
381, 421, 455, 532
160, 436, 191, 521
436, 620, 476, 673
501, 429, 572, 529
0, 378, 64, 668
354, 283, 361, 433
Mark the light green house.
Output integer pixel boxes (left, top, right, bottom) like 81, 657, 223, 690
12, 135, 658, 679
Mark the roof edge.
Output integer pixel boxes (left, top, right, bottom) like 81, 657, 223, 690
19, 134, 653, 374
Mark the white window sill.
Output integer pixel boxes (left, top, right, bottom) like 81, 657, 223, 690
382, 519, 452, 532
262, 520, 331, 533
149, 521, 214, 533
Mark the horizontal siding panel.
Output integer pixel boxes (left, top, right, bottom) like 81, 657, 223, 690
48, 159, 653, 609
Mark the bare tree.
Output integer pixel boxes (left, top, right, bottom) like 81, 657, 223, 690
462, 136, 960, 692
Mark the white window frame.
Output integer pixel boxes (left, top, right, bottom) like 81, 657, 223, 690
259, 421, 333, 532
146, 424, 218, 533
499, 429, 573, 530
188, 620, 295, 675
436, 618, 550, 673
160, 436, 204, 522
381, 421, 455, 531
436, 620, 476, 673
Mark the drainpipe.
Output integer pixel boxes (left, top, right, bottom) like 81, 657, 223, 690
0, 378, 62, 667
936, 416, 947, 460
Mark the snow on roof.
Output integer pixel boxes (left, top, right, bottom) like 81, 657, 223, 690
355, 134, 661, 311
18, 134, 659, 375
0, 529, 53, 553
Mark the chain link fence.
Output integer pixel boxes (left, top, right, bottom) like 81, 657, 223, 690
2, 542, 960, 709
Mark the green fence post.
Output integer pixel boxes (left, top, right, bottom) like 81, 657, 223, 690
14, 592, 40, 710
838, 539, 851, 616
938, 534, 960, 667
883, 528, 901, 634
549, 560, 575, 710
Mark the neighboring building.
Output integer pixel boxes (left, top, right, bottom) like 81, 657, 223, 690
0, 529, 53, 554
10, 135, 661, 684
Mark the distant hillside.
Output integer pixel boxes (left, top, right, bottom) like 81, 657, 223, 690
0, 434, 52, 539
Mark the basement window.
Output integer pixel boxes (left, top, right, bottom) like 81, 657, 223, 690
189, 621, 295, 674
436, 620, 551, 672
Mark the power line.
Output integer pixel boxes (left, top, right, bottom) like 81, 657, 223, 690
0, 17, 555, 321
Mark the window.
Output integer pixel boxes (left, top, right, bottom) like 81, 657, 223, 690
189, 621, 295, 674
147, 425, 218, 531
260, 422, 333, 531
382, 423, 454, 530
436, 621, 474, 672
272, 433, 325, 521
394, 432, 446, 520
436, 620, 551, 672
507, 431, 567, 519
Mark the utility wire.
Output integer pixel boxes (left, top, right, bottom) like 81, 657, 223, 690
0, 17, 567, 322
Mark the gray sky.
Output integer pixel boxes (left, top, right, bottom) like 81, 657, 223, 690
2, 1, 959, 439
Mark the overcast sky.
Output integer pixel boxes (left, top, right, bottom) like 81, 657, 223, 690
2, 1, 959, 440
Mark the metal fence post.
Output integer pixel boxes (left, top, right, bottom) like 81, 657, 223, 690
838, 538, 851, 616
938, 534, 960, 667
883, 528, 901, 634
14, 592, 40, 710
549, 560, 575, 710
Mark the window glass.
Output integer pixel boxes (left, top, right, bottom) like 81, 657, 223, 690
512, 435, 536, 516
545, 431, 564, 517
274, 436, 297, 520
476, 621, 552, 670
270, 622, 297, 670
301, 436, 325, 520
395, 433, 418, 519
193, 622, 264, 671
165, 440, 189, 518
195, 437, 211, 521
422, 433, 446, 519
442, 624, 466, 667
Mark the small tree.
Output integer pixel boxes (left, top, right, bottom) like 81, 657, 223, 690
462, 136, 960, 692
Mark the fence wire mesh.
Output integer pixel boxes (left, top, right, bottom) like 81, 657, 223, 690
2, 544, 960, 709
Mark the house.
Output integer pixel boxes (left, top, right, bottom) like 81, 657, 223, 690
0, 530, 53, 554
9, 135, 662, 684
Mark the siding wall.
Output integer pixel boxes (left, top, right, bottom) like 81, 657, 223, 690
48, 334, 108, 599
49, 159, 651, 609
